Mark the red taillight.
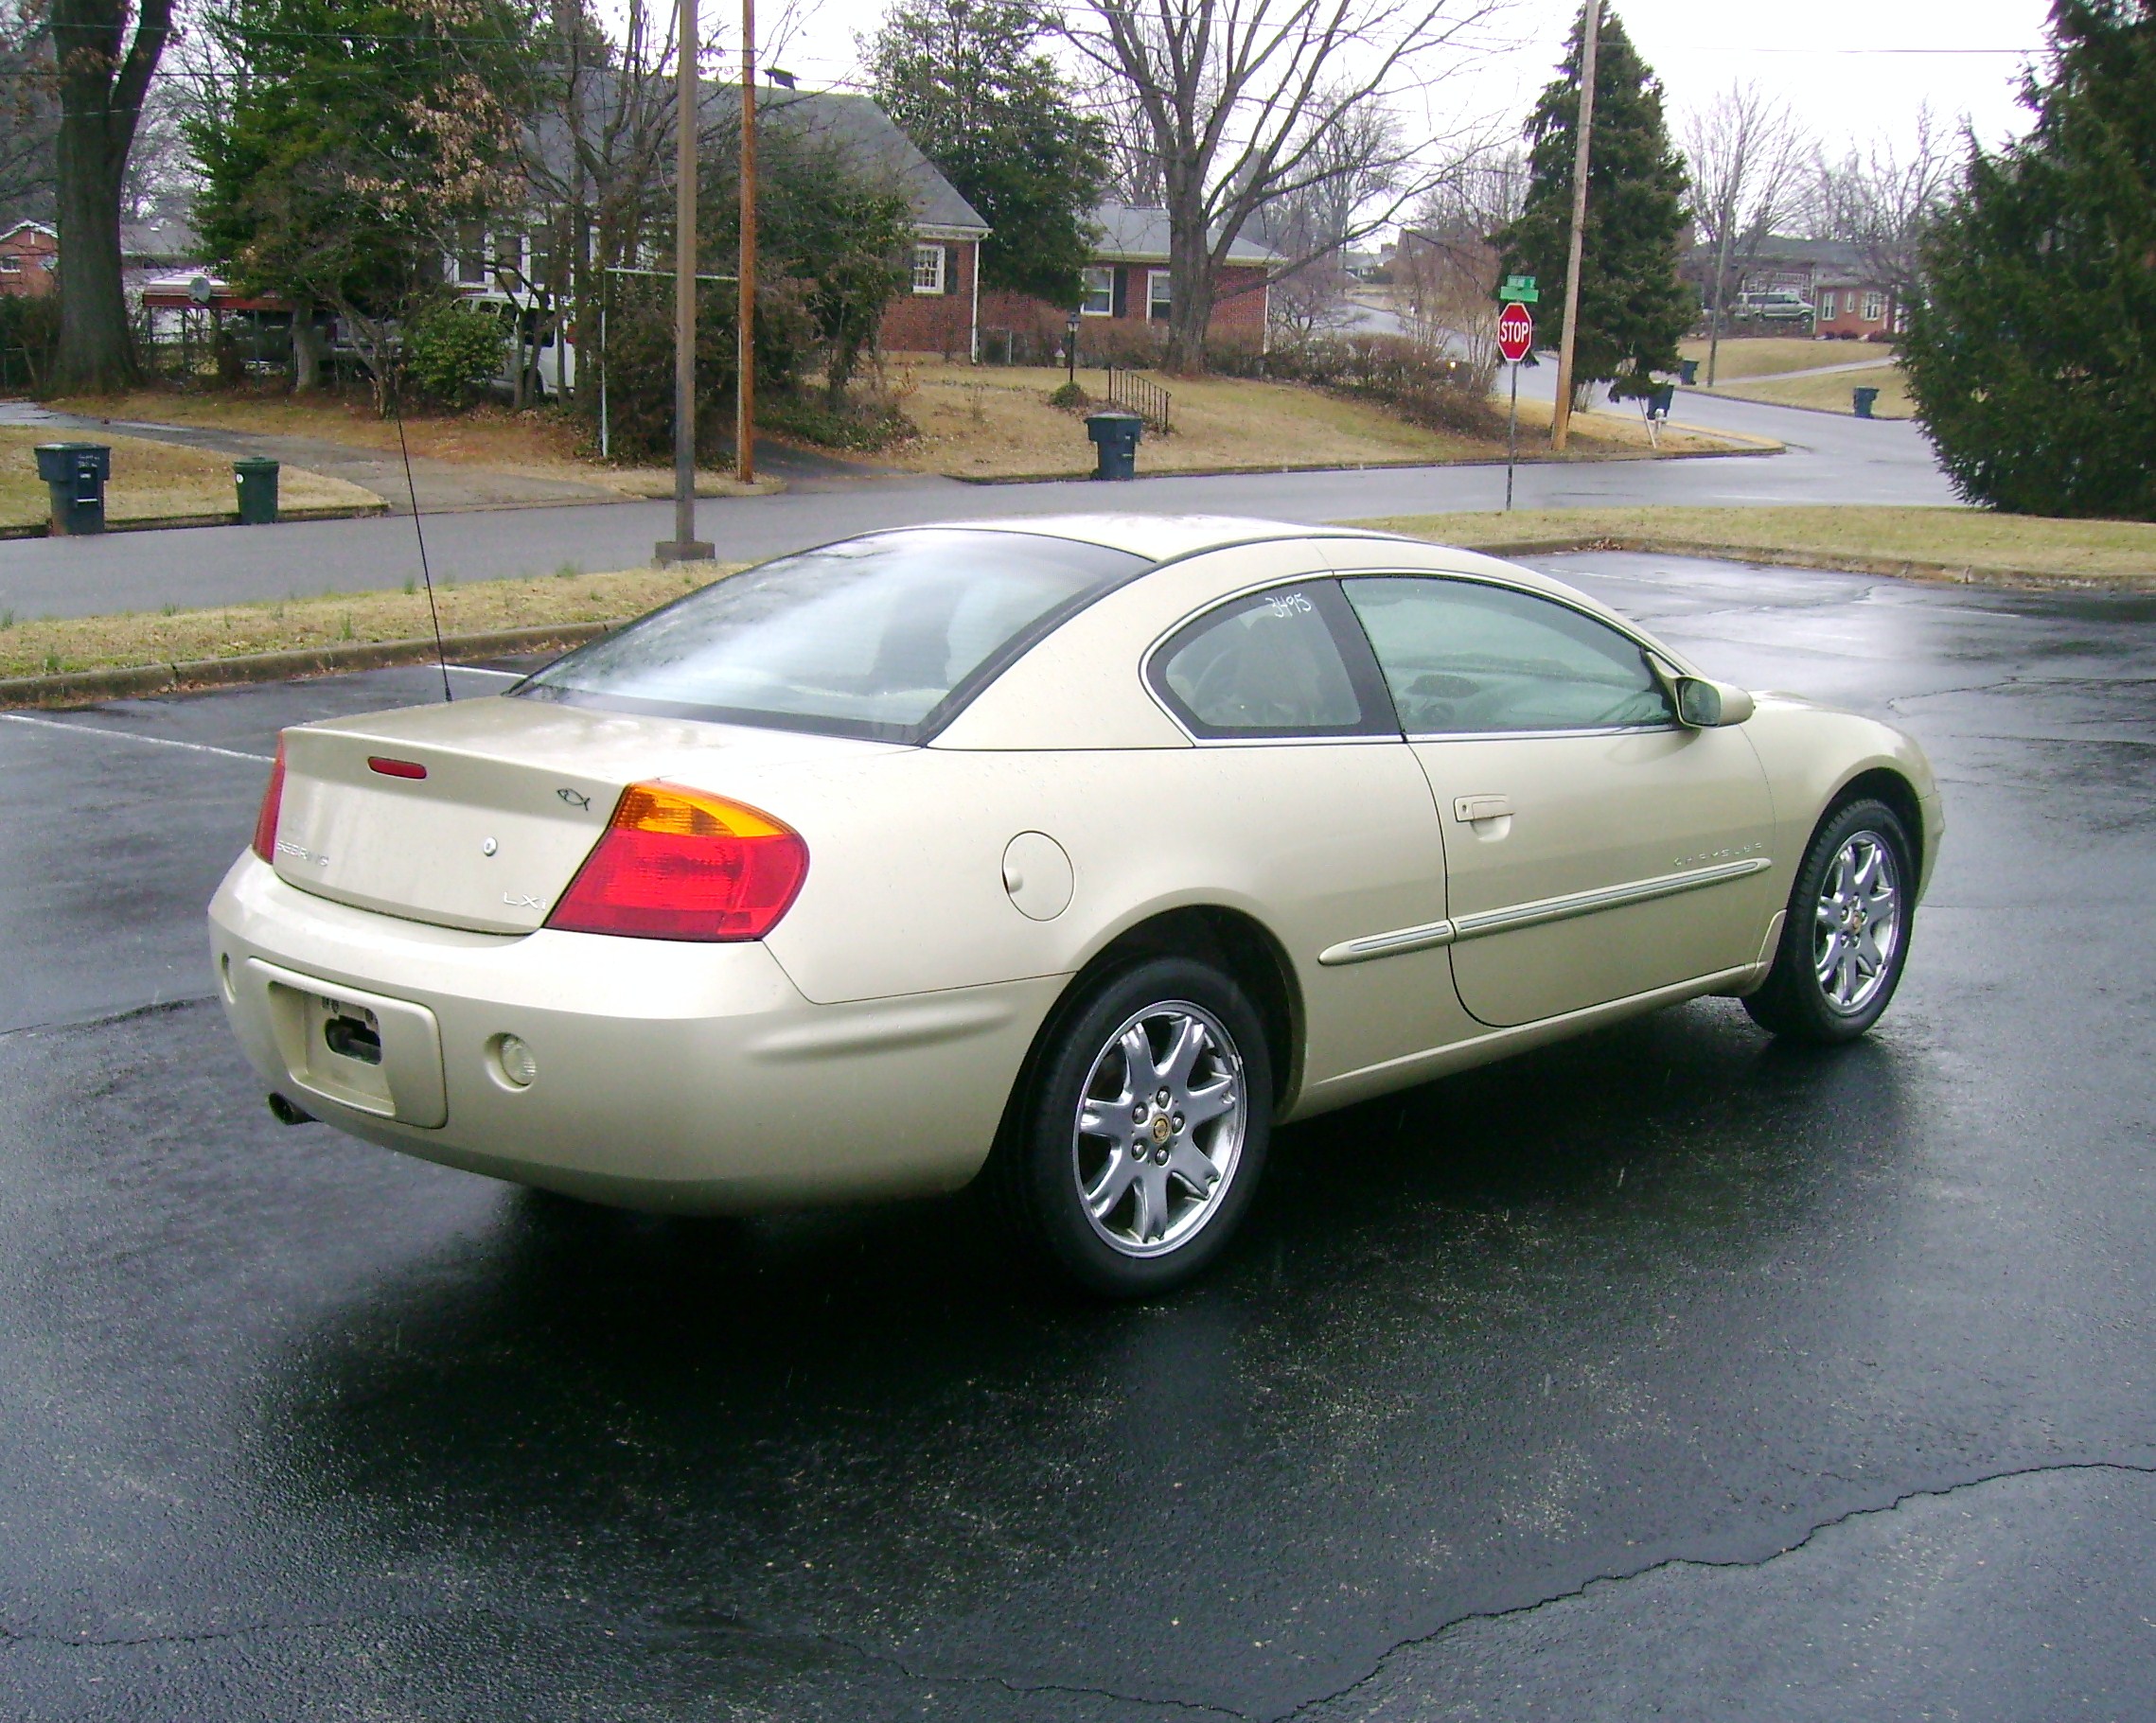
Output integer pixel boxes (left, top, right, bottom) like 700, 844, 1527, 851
367, 756, 427, 780
251, 739, 287, 862
546, 782, 808, 941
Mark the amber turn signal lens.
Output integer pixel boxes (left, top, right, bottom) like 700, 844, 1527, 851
251, 739, 287, 863
545, 782, 808, 941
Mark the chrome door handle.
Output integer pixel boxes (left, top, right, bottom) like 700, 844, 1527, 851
1453, 794, 1513, 823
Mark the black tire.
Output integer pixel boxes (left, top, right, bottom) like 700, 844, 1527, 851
994, 956, 1272, 1298
1743, 796, 1916, 1044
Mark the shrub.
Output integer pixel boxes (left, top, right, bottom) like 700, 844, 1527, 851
1213, 333, 1502, 438
0, 293, 62, 394
405, 301, 505, 409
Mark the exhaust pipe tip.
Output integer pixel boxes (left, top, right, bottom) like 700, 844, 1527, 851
267, 1092, 316, 1127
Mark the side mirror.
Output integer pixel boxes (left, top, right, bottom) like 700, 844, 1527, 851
1673, 676, 1755, 728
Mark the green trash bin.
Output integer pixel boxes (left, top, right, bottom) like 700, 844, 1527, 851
1086, 410, 1143, 481
1678, 358, 1699, 386
1852, 386, 1881, 419
33, 443, 110, 536
234, 457, 281, 525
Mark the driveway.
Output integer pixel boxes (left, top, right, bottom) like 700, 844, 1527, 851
0, 392, 1957, 621
3, 554, 2149, 1718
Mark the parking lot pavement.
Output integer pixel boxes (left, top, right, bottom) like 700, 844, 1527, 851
3, 561, 2152, 1719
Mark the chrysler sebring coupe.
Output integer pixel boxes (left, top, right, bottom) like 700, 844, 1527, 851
210, 516, 1940, 1294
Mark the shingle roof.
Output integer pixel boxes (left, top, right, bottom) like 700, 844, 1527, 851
524, 82, 987, 237
1087, 202, 1283, 266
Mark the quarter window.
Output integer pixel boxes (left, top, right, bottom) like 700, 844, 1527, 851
1340, 576, 1674, 734
1151, 583, 1382, 738
1081, 265, 1114, 316
911, 244, 946, 294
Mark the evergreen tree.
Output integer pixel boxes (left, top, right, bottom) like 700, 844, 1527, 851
1498, 5, 1690, 399
866, 0, 1105, 306
187, 0, 540, 410
1901, 0, 2156, 518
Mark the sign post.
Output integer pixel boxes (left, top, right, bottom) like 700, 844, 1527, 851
1496, 296, 1536, 512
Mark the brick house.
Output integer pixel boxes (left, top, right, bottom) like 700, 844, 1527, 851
0, 222, 60, 298
976, 202, 1280, 360
1812, 278, 1904, 340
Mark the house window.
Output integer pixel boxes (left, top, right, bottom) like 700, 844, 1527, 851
1081, 265, 1114, 316
0, 255, 19, 274
1862, 291, 1885, 322
1817, 290, 1835, 319
911, 244, 946, 295
1148, 269, 1172, 321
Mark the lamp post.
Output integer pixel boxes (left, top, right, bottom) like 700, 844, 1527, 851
1066, 308, 1080, 387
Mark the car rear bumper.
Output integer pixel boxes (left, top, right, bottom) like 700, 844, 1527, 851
208, 853, 1064, 1212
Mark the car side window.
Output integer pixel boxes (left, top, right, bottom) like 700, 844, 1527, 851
1151, 582, 1385, 739
1340, 575, 1675, 735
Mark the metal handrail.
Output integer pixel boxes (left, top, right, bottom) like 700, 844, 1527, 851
1104, 363, 1172, 434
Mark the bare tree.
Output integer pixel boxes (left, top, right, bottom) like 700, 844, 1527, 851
1682, 79, 1807, 384
1061, 0, 1505, 372
1, 1, 59, 223
1804, 102, 1959, 310
52, 0, 176, 390
1249, 90, 1401, 339
1392, 142, 1522, 379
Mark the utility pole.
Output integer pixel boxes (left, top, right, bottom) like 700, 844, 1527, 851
655, 0, 713, 563
735, 0, 756, 484
1549, 0, 1601, 454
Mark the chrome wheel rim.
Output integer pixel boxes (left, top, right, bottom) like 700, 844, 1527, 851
1813, 830, 1901, 1014
1072, 1000, 1246, 1258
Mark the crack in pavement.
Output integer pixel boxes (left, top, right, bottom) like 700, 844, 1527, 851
5, 1461, 2152, 1719
1276, 1458, 2156, 1722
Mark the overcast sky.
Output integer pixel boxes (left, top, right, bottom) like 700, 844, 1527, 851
733, 0, 2052, 166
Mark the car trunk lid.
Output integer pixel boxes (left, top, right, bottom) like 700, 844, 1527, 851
269, 694, 896, 935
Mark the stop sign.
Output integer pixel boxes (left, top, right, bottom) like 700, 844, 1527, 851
1497, 300, 1534, 363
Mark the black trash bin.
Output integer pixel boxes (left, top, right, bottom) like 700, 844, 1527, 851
234, 457, 281, 525
1646, 382, 1676, 419
1852, 386, 1881, 419
1086, 410, 1143, 481
1678, 358, 1699, 386
33, 443, 111, 536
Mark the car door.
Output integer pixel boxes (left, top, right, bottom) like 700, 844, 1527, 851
1143, 578, 1476, 1083
1334, 571, 1778, 1029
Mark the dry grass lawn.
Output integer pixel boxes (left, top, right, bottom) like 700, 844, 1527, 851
1, 426, 382, 532
0, 563, 739, 679
1710, 363, 1916, 419
1354, 505, 2156, 585
1676, 337, 1863, 380
884, 360, 1755, 477
50, 389, 582, 466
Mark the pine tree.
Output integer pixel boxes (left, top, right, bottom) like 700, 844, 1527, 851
866, 0, 1105, 307
1498, 5, 1690, 400
1901, 0, 2156, 518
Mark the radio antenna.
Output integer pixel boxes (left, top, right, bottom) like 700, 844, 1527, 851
391, 381, 453, 703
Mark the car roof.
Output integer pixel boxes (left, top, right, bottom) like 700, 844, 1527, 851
928, 514, 1402, 564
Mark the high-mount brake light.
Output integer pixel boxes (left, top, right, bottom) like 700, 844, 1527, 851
367, 756, 428, 780
251, 739, 287, 862
546, 782, 808, 941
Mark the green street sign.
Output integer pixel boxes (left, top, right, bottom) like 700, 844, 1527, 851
1499, 274, 1540, 305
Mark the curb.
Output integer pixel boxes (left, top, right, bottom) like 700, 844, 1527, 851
0, 501, 391, 540
0, 620, 618, 709
946, 442, 1783, 486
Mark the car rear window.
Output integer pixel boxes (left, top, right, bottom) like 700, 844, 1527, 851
514, 529, 1151, 741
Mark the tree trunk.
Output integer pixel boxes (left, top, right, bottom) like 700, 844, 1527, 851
50, 0, 173, 395
1161, 190, 1216, 375
292, 304, 323, 392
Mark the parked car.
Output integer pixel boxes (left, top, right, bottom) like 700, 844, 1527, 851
210, 518, 1941, 1295
1735, 290, 1815, 324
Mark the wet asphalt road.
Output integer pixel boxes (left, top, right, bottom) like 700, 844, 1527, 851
3, 555, 2153, 1720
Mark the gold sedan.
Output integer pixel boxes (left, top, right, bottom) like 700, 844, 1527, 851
210, 517, 1942, 1295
